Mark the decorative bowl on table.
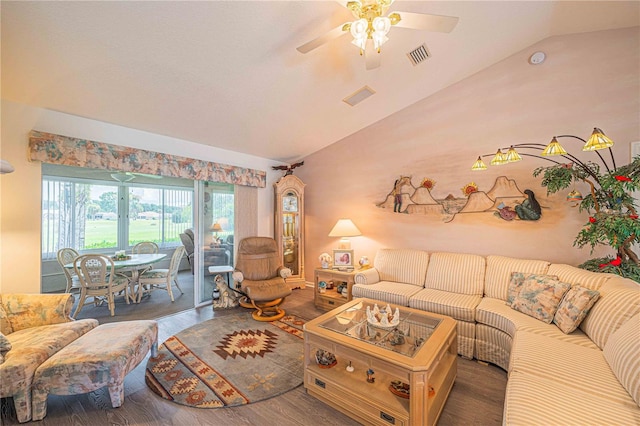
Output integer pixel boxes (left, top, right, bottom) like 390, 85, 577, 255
112, 254, 131, 261
366, 303, 400, 330
315, 349, 337, 369
389, 380, 410, 399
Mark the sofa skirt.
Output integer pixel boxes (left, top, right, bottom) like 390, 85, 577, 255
475, 324, 512, 370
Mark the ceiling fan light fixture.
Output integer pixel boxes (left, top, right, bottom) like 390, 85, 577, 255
350, 18, 368, 52
372, 16, 391, 51
296, 0, 458, 70
373, 16, 391, 34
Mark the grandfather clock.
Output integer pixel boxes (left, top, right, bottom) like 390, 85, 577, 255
274, 174, 305, 289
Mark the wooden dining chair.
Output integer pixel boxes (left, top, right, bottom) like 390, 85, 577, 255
57, 248, 81, 293
73, 254, 130, 317
137, 246, 185, 302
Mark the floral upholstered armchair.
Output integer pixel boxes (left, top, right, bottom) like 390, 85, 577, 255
0, 293, 98, 423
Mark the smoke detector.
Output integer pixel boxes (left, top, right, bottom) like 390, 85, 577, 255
529, 51, 546, 65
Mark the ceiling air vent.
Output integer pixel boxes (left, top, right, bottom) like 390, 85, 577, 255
407, 43, 431, 66
342, 85, 376, 107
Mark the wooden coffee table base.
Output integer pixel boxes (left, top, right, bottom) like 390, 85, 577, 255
303, 298, 457, 426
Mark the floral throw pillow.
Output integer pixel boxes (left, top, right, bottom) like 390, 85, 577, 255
510, 275, 571, 323
0, 332, 11, 364
553, 285, 600, 334
506, 272, 558, 305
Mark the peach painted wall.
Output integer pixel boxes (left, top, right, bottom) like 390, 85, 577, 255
297, 27, 640, 284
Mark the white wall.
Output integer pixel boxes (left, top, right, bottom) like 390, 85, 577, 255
0, 100, 283, 293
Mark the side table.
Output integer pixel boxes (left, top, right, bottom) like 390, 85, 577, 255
314, 268, 356, 311
208, 265, 234, 288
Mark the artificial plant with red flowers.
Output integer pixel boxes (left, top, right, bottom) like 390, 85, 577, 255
534, 155, 640, 281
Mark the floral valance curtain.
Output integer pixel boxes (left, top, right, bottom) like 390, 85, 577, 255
28, 130, 266, 188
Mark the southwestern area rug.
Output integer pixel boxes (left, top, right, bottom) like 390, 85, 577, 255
145, 312, 306, 408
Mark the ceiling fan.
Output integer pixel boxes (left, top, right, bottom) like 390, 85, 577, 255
296, 0, 459, 70
111, 172, 163, 182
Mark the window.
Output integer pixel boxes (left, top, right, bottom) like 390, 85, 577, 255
128, 186, 192, 247
42, 167, 194, 259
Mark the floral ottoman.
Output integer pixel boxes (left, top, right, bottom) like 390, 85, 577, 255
31, 320, 158, 421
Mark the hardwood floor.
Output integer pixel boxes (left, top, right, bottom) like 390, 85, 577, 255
1, 287, 507, 425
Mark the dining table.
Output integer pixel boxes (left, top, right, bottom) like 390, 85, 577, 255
65, 253, 167, 303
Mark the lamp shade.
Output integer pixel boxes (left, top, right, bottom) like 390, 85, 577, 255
471, 156, 487, 171
583, 128, 614, 151
505, 146, 522, 163
329, 219, 361, 250
490, 149, 508, 166
210, 222, 223, 232
541, 137, 568, 156
328, 219, 362, 237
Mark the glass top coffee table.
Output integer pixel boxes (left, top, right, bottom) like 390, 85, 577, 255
304, 298, 457, 426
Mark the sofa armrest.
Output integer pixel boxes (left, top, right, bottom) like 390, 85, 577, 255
354, 268, 380, 285
1, 294, 74, 333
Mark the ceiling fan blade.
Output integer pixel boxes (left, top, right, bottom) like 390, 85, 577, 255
365, 40, 381, 70
391, 11, 459, 33
296, 24, 349, 54
134, 173, 163, 179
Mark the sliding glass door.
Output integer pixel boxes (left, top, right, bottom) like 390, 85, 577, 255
194, 181, 235, 307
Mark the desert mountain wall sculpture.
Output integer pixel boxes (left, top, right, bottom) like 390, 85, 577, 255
377, 175, 532, 222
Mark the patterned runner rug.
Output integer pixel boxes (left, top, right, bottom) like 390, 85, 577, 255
145, 312, 305, 408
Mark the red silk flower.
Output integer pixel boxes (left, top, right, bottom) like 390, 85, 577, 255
630, 215, 639, 220
600, 256, 622, 268
589, 217, 596, 223
615, 175, 632, 182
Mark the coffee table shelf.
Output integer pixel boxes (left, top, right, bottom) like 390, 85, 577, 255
304, 298, 457, 426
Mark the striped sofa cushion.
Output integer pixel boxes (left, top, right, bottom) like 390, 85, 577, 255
603, 313, 640, 407
547, 263, 612, 290
580, 277, 640, 349
351, 281, 423, 306
476, 297, 541, 337
476, 298, 596, 349
504, 370, 640, 426
484, 255, 550, 300
409, 288, 481, 322
518, 324, 597, 349
509, 330, 632, 405
373, 249, 429, 287
424, 252, 485, 295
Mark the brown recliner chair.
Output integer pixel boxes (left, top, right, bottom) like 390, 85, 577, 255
232, 237, 292, 321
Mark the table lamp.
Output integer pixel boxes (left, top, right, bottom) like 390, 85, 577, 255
210, 222, 223, 244
328, 219, 362, 249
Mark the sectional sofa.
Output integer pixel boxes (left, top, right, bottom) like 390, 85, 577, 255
353, 249, 639, 425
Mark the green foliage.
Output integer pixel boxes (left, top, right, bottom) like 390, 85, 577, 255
535, 155, 640, 280
533, 165, 574, 194
579, 257, 640, 283
98, 191, 118, 213
574, 213, 640, 251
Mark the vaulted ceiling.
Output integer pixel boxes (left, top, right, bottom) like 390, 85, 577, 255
2, 1, 638, 162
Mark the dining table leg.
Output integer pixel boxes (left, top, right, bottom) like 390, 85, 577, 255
125, 269, 143, 304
